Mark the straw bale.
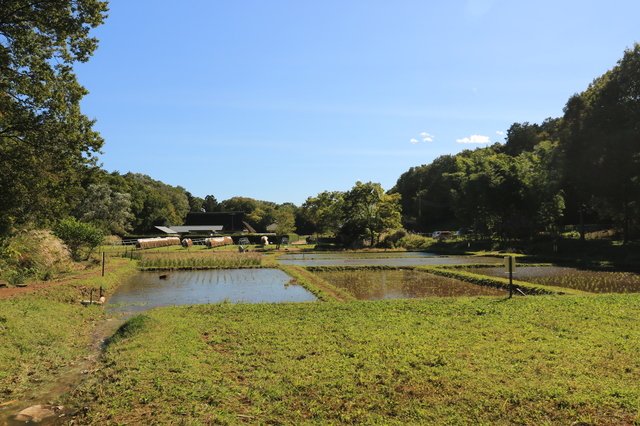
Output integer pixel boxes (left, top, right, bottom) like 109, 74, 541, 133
136, 237, 182, 249
205, 236, 234, 248
181, 238, 193, 248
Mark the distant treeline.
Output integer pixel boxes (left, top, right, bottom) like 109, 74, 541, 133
1, 5, 639, 245
392, 44, 640, 243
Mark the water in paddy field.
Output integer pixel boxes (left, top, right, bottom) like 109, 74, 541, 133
278, 252, 504, 266
316, 269, 508, 300
461, 265, 640, 293
105, 269, 317, 316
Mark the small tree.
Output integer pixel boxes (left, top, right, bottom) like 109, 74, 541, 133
339, 181, 402, 247
274, 208, 296, 239
53, 217, 104, 261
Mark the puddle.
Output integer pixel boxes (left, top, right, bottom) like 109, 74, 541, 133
315, 269, 508, 300
460, 266, 640, 293
105, 269, 317, 316
279, 253, 502, 267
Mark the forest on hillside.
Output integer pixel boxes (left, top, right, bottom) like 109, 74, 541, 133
393, 43, 640, 244
1, 1, 639, 246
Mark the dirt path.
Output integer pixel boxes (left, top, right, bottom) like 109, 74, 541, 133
0, 258, 129, 300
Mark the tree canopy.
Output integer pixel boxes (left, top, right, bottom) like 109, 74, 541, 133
0, 0, 108, 232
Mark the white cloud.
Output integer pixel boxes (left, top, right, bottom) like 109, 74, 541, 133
420, 132, 434, 142
496, 131, 504, 136
456, 134, 491, 144
409, 138, 419, 143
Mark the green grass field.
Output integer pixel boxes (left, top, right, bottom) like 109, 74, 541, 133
1, 249, 640, 425
71, 294, 640, 425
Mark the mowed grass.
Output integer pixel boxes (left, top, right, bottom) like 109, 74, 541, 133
73, 295, 640, 425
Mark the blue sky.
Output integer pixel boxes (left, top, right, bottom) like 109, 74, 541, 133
76, 0, 640, 206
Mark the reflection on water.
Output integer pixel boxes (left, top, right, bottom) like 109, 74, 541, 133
317, 269, 508, 300
279, 253, 502, 267
106, 269, 317, 315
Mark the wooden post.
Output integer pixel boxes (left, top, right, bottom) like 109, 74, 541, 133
505, 256, 515, 298
101, 251, 106, 277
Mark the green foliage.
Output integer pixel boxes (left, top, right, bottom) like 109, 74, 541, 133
339, 181, 402, 247
203, 194, 220, 212
0, 0, 108, 232
185, 191, 205, 212
53, 217, 104, 260
446, 144, 564, 239
73, 184, 135, 235
274, 207, 296, 237
300, 190, 344, 236
391, 155, 458, 233
396, 234, 432, 250
74, 296, 640, 425
102, 172, 190, 233
558, 43, 640, 243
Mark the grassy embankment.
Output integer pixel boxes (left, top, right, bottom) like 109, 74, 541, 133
71, 295, 640, 425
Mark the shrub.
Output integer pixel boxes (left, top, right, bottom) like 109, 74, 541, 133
53, 218, 104, 261
395, 234, 431, 250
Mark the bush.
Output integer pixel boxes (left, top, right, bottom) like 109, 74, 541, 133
53, 218, 104, 261
395, 234, 431, 250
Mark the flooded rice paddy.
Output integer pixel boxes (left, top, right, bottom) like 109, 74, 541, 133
105, 269, 317, 315
316, 269, 508, 300
460, 265, 640, 293
278, 252, 504, 267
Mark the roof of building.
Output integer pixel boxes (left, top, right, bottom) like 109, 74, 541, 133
156, 225, 224, 234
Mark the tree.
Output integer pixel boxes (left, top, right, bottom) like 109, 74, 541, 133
447, 145, 564, 239
558, 43, 640, 243
339, 181, 402, 247
186, 192, 205, 212
0, 0, 109, 231
391, 155, 457, 232
203, 195, 219, 212
274, 207, 296, 239
299, 191, 344, 237
73, 184, 134, 235
219, 197, 279, 232
53, 217, 104, 260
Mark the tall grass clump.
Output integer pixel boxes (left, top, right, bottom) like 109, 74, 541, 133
137, 251, 263, 270
0, 230, 75, 285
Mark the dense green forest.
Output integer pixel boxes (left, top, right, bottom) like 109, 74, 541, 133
1, 1, 639, 248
